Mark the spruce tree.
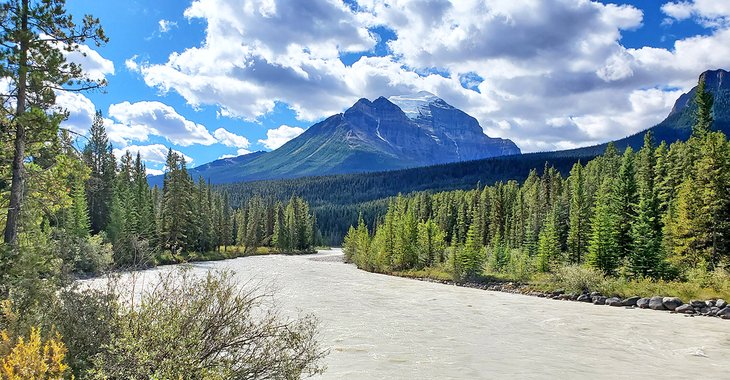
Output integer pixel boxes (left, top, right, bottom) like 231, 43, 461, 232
83, 111, 116, 234
613, 148, 637, 260
537, 205, 560, 273
692, 76, 713, 138
587, 179, 619, 275
567, 163, 589, 264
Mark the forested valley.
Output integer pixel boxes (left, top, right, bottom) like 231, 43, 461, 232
344, 80, 730, 300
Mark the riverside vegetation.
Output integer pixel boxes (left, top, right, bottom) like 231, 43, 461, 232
344, 79, 730, 314
0, 1, 324, 378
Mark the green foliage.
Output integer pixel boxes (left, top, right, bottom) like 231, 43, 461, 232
586, 179, 620, 275
88, 270, 326, 379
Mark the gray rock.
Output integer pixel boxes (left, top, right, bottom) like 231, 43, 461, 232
662, 297, 683, 311
577, 294, 591, 302
716, 299, 727, 309
593, 296, 607, 305
622, 296, 640, 307
705, 300, 715, 308
699, 307, 709, 315
649, 296, 666, 310
717, 307, 730, 320
690, 299, 706, 308
675, 304, 695, 314
590, 291, 602, 298
637, 297, 651, 309
606, 297, 623, 307
708, 307, 720, 317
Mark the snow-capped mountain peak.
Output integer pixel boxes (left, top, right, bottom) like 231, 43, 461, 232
388, 91, 452, 120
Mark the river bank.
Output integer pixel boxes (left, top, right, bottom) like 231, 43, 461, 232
337, 253, 730, 321
125, 249, 730, 379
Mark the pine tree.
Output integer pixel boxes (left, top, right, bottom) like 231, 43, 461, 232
417, 219, 446, 268
613, 148, 637, 260
537, 205, 560, 272
2, 0, 107, 246
629, 132, 663, 277
567, 163, 589, 264
587, 179, 619, 275
692, 76, 714, 138
83, 111, 116, 234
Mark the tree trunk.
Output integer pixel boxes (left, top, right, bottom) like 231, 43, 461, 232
3, 0, 29, 247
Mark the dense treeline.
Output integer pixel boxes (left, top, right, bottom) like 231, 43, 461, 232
221, 153, 592, 244
345, 80, 729, 285
1, 2, 324, 377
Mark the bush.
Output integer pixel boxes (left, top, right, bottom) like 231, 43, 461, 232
553, 265, 607, 294
0, 301, 70, 380
56, 231, 113, 275
88, 269, 327, 379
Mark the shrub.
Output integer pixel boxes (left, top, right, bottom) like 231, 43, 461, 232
56, 231, 113, 275
553, 265, 607, 294
0, 301, 70, 380
88, 269, 327, 379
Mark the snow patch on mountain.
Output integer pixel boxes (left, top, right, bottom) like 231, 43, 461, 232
388, 91, 444, 120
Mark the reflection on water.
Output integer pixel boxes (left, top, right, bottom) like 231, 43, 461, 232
121, 249, 730, 380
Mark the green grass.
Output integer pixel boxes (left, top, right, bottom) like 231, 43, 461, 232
389, 263, 730, 302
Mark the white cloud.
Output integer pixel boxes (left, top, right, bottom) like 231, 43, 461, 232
258, 125, 304, 150
214, 128, 250, 148
108, 101, 217, 146
113, 144, 193, 165
131, 0, 730, 152
63, 43, 115, 81
55, 91, 97, 134
662, 1, 730, 26
159, 19, 178, 33
146, 168, 165, 176
125, 55, 139, 72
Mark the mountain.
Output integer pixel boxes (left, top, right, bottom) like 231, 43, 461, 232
217, 70, 730, 243
556, 69, 730, 157
151, 93, 520, 185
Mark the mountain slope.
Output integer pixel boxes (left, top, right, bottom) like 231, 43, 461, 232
167, 93, 520, 184
556, 69, 730, 157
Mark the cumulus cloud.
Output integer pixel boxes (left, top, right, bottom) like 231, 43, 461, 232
214, 128, 251, 148
107, 101, 217, 146
258, 125, 304, 150
662, 1, 730, 27
54, 91, 97, 134
130, 0, 730, 152
63, 43, 115, 81
113, 144, 193, 165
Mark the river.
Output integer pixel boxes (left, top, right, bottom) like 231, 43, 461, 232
119, 249, 730, 379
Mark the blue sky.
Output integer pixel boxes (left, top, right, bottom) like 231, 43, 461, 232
59, 0, 730, 174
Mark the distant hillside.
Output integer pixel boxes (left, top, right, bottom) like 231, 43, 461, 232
150, 92, 519, 185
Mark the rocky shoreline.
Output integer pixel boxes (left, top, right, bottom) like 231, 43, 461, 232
409, 277, 730, 320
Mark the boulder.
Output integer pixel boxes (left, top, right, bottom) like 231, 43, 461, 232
690, 300, 706, 308
707, 307, 720, 317
606, 297, 623, 307
717, 308, 730, 320
662, 297, 683, 311
636, 297, 651, 309
622, 296, 640, 307
675, 304, 695, 314
592, 296, 607, 305
577, 294, 591, 302
649, 296, 666, 310
716, 299, 727, 309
